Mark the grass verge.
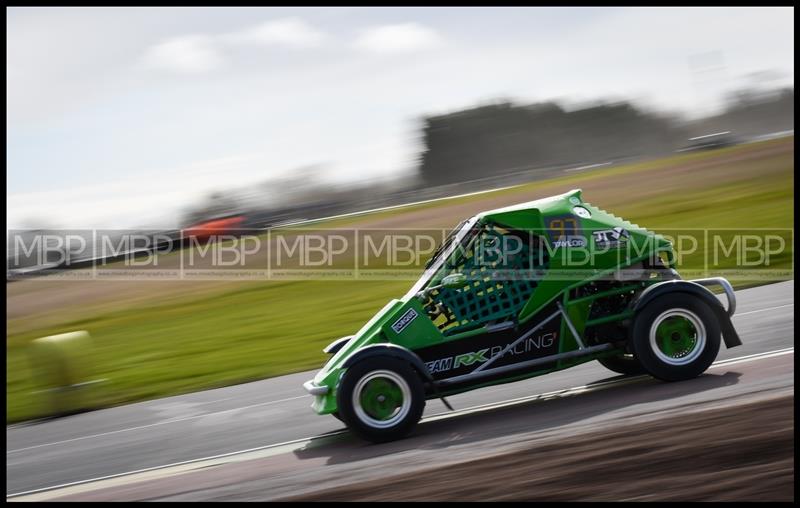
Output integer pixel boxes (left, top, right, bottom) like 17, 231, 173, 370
6, 138, 794, 422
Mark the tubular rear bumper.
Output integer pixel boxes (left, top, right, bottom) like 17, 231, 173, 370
689, 277, 736, 317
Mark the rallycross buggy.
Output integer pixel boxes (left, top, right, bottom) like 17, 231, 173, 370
303, 189, 741, 442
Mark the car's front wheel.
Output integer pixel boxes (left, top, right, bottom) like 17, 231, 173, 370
337, 357, 425, 443
630, 293, 721, 382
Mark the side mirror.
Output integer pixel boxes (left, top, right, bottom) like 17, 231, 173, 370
442, 273, 467, 289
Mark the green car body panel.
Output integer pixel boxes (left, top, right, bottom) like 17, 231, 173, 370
306, 189, 726, 416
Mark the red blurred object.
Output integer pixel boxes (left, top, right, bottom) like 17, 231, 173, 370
183, 216, 245, 242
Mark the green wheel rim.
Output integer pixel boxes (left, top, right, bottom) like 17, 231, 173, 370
359, 378, 404, 420
649, 309, 706, 366
352, 370, 411, 429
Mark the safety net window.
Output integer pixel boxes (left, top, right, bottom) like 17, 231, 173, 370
421, 224, 549, 336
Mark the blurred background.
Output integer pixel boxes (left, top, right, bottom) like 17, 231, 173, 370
6, 7, 794, 421
7, 7, 794, 237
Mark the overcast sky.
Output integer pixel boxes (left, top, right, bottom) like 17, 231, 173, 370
6, 7, 794, 228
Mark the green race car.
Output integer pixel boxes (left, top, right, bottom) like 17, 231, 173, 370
303, 189, 741, 442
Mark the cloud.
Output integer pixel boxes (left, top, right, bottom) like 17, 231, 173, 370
222, 17, 327, 48
142, 35, 223, 73
141, 17, 328, 74
354, 23, 443, 54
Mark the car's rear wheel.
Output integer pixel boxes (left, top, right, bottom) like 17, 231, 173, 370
597, 353, 645, 376
631, 293, 720, 382
337, 357, 425, 443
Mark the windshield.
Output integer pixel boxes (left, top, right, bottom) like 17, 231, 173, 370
405, 216, 480, 298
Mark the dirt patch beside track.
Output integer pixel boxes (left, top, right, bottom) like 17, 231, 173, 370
286, 395, 794, 502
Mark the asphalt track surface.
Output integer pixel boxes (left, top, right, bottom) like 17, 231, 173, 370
6, 281, 794, 498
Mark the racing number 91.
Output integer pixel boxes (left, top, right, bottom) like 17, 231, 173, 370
548, 217, 579, 241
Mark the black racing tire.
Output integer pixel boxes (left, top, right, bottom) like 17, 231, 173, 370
331, 411, 343, 422
630, 293, 721, 382
337, 356, 425, 443
597, 353, 645, 376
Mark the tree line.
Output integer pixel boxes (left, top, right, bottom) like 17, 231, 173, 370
418, 87, 793, 186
